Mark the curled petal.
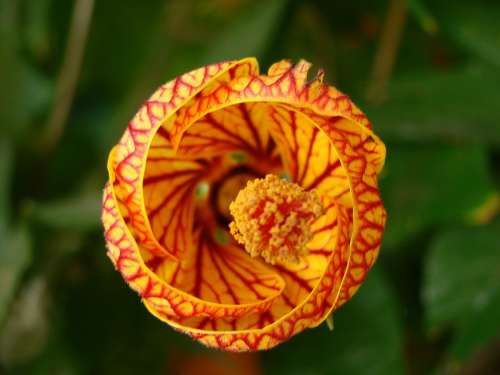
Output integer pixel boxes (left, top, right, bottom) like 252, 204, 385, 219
161, 59, 385, 320
103, 57, 386, 350
103, 174, 285, 320
304, 113, 386, 306
110, 58, 259, 259
144, 202, 350, 351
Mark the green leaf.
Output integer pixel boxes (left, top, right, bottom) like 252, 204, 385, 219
380, 144, 495, 250
423, 219, 500, 327
29, 190, 101, 231
439, 2, 500, 67
448, 291, 500, 361
0, 277, 50, 368
204, 0, 289, 63
0, 3, 52, 140
423, 219, 500, 364
0, 225, 32, 324
0, 58, 52, 140
366, 65, 500, 145
263, 269, 404, 375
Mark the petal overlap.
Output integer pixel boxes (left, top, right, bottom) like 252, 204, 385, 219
103, 176, 285, 320
102, 57, 386, 351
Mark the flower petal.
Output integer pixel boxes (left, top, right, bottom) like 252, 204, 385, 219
264, 104, 386, 310
178, 103, 272, 159
263, 104, 350, 204
103, 173, 285, 320
109, 58, 259, 259
149, 229, 286, 309
160, 58, 386, 309
168, 59, 375, 151
143, 202, 350, 351
143, 139, 203, 259
104, 57, 386, 350
306, 114, 386, 306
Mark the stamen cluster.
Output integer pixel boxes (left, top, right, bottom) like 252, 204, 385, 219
229, 174, 324, 264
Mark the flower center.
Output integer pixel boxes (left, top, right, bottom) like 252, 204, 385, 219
229, 174, 324, 264
215, 172, 257, 220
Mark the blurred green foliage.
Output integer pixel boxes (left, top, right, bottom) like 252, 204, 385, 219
0, 0, 499, 374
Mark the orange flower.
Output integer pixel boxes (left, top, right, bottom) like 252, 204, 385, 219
101, 58, 386, 351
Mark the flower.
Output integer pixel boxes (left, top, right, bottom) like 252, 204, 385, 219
101, 58, 386, 351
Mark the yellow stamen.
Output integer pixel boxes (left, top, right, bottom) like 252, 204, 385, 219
229, 174, 324, 264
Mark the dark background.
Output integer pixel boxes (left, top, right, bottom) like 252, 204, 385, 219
1, 0, 499, 374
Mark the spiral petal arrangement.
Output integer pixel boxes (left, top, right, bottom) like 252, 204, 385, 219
101, 58, 386, 351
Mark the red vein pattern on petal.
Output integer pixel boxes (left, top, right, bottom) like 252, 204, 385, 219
167, 59, 377, 154
110, 58, 259, 259
168, 172, 341, 335
143, 202, 350, 352
157, 59, 385, 308
158, 229, 286, 306
134, 57, 380, 262
102, 180, 285, 321
269, 195, 341, 314
104, 57, 386, 351
263, 104, 351, 205
143, 136, 204, 259
303, 114, 386, 307
177, 103, 272, 159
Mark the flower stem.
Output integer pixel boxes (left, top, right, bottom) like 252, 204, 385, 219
366, 0, 407, 103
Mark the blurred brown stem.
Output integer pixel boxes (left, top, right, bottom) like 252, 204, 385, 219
40, 0, 94, 153
366, 0, 407, 103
